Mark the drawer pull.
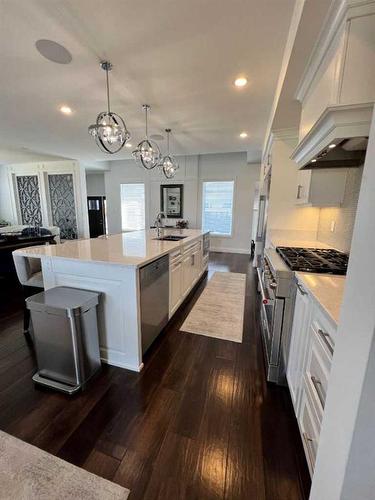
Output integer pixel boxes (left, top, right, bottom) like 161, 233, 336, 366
311, 375, 325, 409
302, 432, 315, 469
297, 282, 307, 295
317, 329, 334, 355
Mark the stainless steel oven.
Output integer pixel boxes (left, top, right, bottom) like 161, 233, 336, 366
257, 249, 294, 384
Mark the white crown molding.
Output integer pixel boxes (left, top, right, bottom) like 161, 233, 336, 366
261, 128, 298, 165
295, 0, 348, 103
295, 0, 375, 104
291, 103, 374, 168
272, 127, 299, 141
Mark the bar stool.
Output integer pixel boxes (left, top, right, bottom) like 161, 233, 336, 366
13, 255, 44, 333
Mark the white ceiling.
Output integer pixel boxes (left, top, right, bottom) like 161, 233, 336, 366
0, 0, 295, 163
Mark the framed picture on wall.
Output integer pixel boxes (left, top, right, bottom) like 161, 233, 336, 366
160, 184, 183, 218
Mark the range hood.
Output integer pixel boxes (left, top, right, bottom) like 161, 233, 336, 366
291, 104, 373, 170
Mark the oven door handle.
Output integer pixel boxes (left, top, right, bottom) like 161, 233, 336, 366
257, 268, 274, 305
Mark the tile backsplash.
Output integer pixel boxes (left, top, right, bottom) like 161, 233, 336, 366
317, 166, 363, 253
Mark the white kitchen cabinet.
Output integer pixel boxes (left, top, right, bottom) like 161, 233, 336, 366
295, 168, 347, 207
170, 260, 182, 317
287, 277, 338, 477
182, 251, 194, 298
286, 280, 313, 415
170, 236, 206, 317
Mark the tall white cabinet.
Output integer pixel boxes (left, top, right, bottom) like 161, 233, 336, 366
5, 160, 89, 238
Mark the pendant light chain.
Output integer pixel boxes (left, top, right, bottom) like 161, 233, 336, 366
145, 106, 148, 138
105, 66, 111, 114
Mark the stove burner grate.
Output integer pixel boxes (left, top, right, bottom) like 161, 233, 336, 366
276, 247, 348, 274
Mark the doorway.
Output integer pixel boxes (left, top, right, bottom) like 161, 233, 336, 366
87, 196, 107, 238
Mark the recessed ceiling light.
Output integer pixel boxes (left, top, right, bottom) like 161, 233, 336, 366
125, 142, 132, 148
60, 105, 72, 115
328, 143, 336, 148
311, 158, 317, 163
36, 39, 72, 64
234, 77, 247, 88
240, 132, 248, 138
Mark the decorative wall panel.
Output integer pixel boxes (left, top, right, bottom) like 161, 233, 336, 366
48, 174, 77, 239
16, 175, 42, 225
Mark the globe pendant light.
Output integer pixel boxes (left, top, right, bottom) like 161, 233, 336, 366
132, 104, 161, 170
160, 128, 179, 179
88, 61, 131, 154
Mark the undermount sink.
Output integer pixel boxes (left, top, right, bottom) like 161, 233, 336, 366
154, 235, 188, 241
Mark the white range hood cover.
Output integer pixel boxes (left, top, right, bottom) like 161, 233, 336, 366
291, 103, 373, 169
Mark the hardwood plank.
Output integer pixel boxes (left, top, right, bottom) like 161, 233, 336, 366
83, 449, 121, 481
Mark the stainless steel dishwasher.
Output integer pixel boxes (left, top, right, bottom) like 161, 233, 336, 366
140, 255, 169, 353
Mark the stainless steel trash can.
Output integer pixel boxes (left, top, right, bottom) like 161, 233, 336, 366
26, 286, 101, 395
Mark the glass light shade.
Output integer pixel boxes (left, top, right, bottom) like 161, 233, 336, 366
160, 154, 179, 179
88, 111, 130, 154
132, 138, 161, 170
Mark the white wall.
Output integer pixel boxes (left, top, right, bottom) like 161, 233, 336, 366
104, 152, 260, 254
86, 173, 106, 197
198, 153, 260, 253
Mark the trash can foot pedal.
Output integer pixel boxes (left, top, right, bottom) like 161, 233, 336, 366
32, 373, 81, 395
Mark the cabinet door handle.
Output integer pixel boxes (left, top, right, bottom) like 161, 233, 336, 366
317, 329, 334, 355
311, 375, 325, 408
297, 282, 307, 295
302, 432, 315, 469
296, 184, 302, 199
191, 254, 195, 266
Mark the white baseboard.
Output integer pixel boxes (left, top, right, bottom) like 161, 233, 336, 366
100, 347, 143, 372
210, 247, 250, 255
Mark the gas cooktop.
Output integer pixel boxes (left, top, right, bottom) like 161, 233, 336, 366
276, 246, 348, 275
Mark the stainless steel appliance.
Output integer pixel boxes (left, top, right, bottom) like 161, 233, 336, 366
253, 167, 271, 268
301, 136, 367, 170
258, 245, 349, 385
26, 286, 101, 395
276, 246, 348, 274
140, 255, 169, 353
257, 249, 295, 384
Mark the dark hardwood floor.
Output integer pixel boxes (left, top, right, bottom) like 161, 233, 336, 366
0, 253, 310, 499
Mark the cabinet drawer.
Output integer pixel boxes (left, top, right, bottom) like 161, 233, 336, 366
306, 331, 332, 414
170, 249, 182, 265
299, 380, 320, 476
311, 305, 337, 354
183, 240, 200, 255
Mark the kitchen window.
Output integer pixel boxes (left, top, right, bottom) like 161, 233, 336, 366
121, 183, 146, 231
202, 181, 234, 236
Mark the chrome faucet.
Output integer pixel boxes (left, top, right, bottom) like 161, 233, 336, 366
154, 212, 165, 238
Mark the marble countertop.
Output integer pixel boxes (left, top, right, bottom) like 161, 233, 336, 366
296, 272, 346, 325
13, 229, 208, 268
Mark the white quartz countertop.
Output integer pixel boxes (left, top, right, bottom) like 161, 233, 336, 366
296, 272, 346, 325
13, 229, 208, 268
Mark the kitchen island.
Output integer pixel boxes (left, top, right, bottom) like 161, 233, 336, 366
13, 229, 209, 372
